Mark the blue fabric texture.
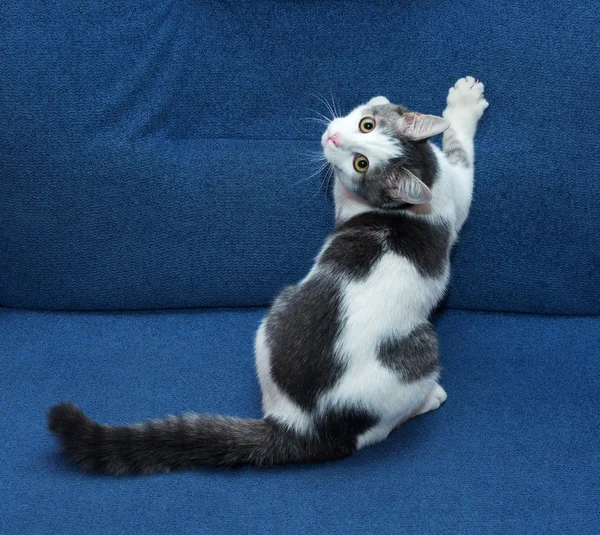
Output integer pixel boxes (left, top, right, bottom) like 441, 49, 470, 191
1, 0, 598, 313
2, 307, 599, 534
2, 2, 598, 533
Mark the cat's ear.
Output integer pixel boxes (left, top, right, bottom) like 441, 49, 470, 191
368, 96, 390, 106
400, 112, 449, 141
387, 168, 432, 205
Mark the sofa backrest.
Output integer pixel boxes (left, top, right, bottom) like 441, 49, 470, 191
1, 0, 598, 314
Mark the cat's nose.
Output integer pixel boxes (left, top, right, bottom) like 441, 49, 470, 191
327, 132, 341, 147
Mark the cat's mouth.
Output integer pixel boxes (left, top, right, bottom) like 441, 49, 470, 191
322, 140, 342, 157
322, 144, 347, 170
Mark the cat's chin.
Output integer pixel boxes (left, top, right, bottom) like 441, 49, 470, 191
334, 176, 374, 207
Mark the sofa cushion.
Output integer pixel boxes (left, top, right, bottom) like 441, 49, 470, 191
2, 307, 599, 534
1, 0, 598, 313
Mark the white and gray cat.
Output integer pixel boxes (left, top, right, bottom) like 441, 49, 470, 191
48, 77, 488, 474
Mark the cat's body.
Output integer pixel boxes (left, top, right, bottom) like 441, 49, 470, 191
49, 77, 488, 474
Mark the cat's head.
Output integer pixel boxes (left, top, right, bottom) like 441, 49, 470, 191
322, 96, 449, 207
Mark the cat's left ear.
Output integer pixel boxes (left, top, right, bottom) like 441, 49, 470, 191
386, 168, 432, 205
368, 96, 390, 106
400, 112, 449, 141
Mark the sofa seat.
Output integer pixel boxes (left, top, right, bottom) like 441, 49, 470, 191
2, 307, 598, 534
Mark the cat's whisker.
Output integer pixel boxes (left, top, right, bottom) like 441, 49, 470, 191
324, 165, 335, 196
310, 164, 333, 199
297, 149, 326, 157
300, 117, 330, 126
309, 93, 337, 121
329, 91, 341, 119
303, 159, 329, 171
293, 161, 330, 188
300, 159, 328, 166
293, 151, 327, 163
288, 161, 326, 170
303, 107, 332, 124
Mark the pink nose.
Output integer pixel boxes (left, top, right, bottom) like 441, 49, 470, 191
327, 132, 341, 147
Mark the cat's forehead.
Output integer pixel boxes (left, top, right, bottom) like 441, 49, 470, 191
370, 103, 408, 121
345, 102, 408, 131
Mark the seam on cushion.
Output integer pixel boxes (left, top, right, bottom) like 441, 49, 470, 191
2, 303, 599, 318
167, 137, 317, 142
444, 305, 600, 318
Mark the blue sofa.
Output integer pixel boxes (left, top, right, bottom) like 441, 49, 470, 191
2, 1, 598, 533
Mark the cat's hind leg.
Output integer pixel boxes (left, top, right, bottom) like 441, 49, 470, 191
443, 76, 488, 230
392, 382, 447, 430
413, 383, 447, 417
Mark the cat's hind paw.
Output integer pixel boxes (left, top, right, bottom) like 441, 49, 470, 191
415, 383, 447, 416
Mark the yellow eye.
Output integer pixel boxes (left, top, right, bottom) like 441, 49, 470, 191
353, 155, 369, 173
359, 117, 376, 133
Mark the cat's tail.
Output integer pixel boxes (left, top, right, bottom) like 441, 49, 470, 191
48, 403, 353, 474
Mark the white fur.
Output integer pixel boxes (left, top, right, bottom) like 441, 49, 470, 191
355, 376, 438, 449
319, 252, 447, 446
255, 78, 487, 450
322, 101, 404, 186
443, 76, 489, 230
368, 95, 390, 106
414, 383, 448, 416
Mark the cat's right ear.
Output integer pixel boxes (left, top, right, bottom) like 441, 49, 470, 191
387, 168, 432, 205
368, 96, 390, 106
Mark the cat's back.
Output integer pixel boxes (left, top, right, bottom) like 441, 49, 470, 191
260, 209, 450, 419
323, 210, 452, 282
317, 210, 452, 340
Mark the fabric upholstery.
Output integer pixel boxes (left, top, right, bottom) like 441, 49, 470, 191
2, 3, 598, 531
2, 307, 599, 534
1, 0, 598, 313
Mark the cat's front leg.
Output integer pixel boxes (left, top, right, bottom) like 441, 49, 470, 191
443, 76, 489, 231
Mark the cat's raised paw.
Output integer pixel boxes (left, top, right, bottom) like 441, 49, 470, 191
447, 76, 489, 119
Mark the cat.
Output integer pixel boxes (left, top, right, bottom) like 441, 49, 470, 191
48, 77, 488, 474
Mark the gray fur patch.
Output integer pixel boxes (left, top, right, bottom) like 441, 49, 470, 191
336, 212, 451, 278
47, 402, 374, 473
443, 128, 470, 167
265, 276, 346, 410
377, 323, 440, 382
319, 229, 384, 280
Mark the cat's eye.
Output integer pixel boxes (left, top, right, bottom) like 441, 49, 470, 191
359, 117, 376, 133
353, 155, 369, 173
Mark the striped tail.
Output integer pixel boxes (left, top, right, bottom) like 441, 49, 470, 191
47, 403, 355, 474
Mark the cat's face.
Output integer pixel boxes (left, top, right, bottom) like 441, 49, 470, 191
322, 97, 449, 207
